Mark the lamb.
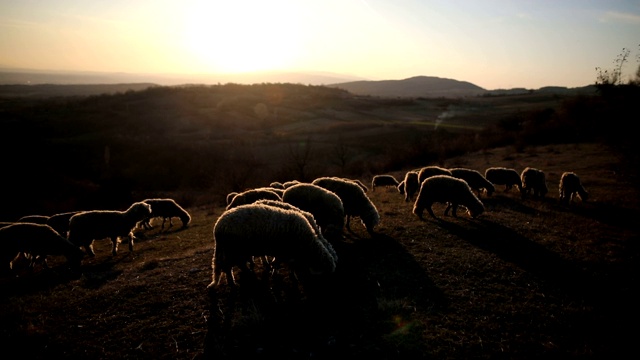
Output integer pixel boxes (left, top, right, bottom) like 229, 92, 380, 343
449, 168, 496, 196
413, 175, 485, 219
225, 187, 283, 210
520, 167, 548, 198
0, 223, 84, 274
559, 172, 589, 204
371, 174, 400, 191
281, 182, 346, 241
206, 203, 337, 289
484, 167, 522, 192
46, 211, 82, 237
67, 201, 152, 257
311, 176, 380, 234
401, 171, 420, 202
417, 165, 453, 184
139, 198, 191, 230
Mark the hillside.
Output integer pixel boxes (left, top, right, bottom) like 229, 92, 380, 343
329, 75, 487, 98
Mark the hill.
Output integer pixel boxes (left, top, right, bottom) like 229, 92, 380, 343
329, 75, 488, 98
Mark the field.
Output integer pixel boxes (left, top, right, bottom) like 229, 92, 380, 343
1, 141, 638, 359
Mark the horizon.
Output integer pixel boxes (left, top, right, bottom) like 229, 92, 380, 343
1, 1, 639, 90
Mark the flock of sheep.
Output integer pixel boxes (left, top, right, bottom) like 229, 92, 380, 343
1, 163, 588, 295
1, 198, 191, 275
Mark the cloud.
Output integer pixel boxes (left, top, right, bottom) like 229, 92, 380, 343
600, 11, 640, 24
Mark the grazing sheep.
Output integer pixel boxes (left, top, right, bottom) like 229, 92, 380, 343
139, 198, 191, 230
206, 203, 337, 289
312, 176, 380, 234
17, 215, 50, 224
520, 167, 548, 198
254, 199, 338, 263
226, 188, 283, 210
401, 171, 420, 202
46, 211, 82, 237
225, 192, 239, 205
67, 202, 152, 257
417, 166, 453, 184
371, 174, 400, 191
449, 168, 496, 196
413, 175, 485, 219
345, 178, 369, 193
484, 167, 522, 192
281, 183, 346, 241
559, 172, 589, 204
0, 223, 84, 274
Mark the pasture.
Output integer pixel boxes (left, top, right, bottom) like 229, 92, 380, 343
1, 141, 638, 359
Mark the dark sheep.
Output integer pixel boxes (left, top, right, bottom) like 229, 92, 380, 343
484, 167, 523, 192
449, 168, 496, 196
371, 174, 400, 191
413, 175, 485, 219
559, 172, 589, 204
521, 167, 548, 198
140, 198, 191, 230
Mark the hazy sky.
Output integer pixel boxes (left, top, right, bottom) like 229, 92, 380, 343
1, 0, 639, 89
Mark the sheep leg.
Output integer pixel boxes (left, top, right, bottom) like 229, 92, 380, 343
111, 237, 119, 256
426, 205, 438, 219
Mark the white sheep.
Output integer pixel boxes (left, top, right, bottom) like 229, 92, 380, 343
46, 210, 82, 237
225, 187, 283, 210
0, 222, 85, 274
67, 201, 152, 257
206, 203, 337, 289
417, 165, 453, 184
311, 176, 380, 235
484, 167, 523, 193
559, 172, 588, 204
413, 175, 485, 219
401, 171, 420, 202
281, 182, 346, 241
254, 199, 338, 265
449, 168, 496, 196
520, 167, 548, 198
139, 198, 191, 230
371, 174, 400, 191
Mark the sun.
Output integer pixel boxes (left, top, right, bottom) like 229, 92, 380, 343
182, 1, 302, 74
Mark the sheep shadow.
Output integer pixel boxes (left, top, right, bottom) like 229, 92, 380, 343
203, 230, 445, 359
435, 218, 598, 300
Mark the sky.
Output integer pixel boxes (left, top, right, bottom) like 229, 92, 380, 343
1, 0, 639, 89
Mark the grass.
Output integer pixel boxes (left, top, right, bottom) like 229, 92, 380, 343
1, 142, 638, 359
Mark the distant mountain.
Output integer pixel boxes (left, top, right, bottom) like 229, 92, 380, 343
328, 76, 488, 98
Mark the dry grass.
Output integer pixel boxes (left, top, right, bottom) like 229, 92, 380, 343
1, 142, 638, 359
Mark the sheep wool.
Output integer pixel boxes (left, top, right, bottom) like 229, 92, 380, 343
225, 188, 282, 210
484, 167, 522, 192
413, 175, 485, 219
417, 166, 453, 184
282, 183, 346, 241
207, 203, 337, 289
520, 167, 548, 198
67, 201, 152, 257
402, 171, 420, 202
312, 177, 380, 234
0, 222, 84, 274
559, 172, 588, 204
140, 198, 191, 230
450, 168, 496, 196
46, 211, 82, 237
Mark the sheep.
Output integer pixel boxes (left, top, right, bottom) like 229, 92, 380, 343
46, 211, 82, 237
67, 201, 152, 257
401, 171, 420, 202
311, 176, 380, 234
253, 199, 339, 266
413, 175, 485, 219
520, 167, 548, 198
345, 178, 369, 193
371, 174, 400, 191
269, 181, 285, 189
559, 172, 589, 204
282, 180, 302, 188
417, 165, 453, 184
397, 180, 405, 195
206, 203, 337, 289
225, 187, 283, 210
449, 168, 496, 196
281, 183, 346, 241
484, 167, 522, 193
0, 223, 84, 275
139, 198, 191, 230
17, 215, 50, 224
